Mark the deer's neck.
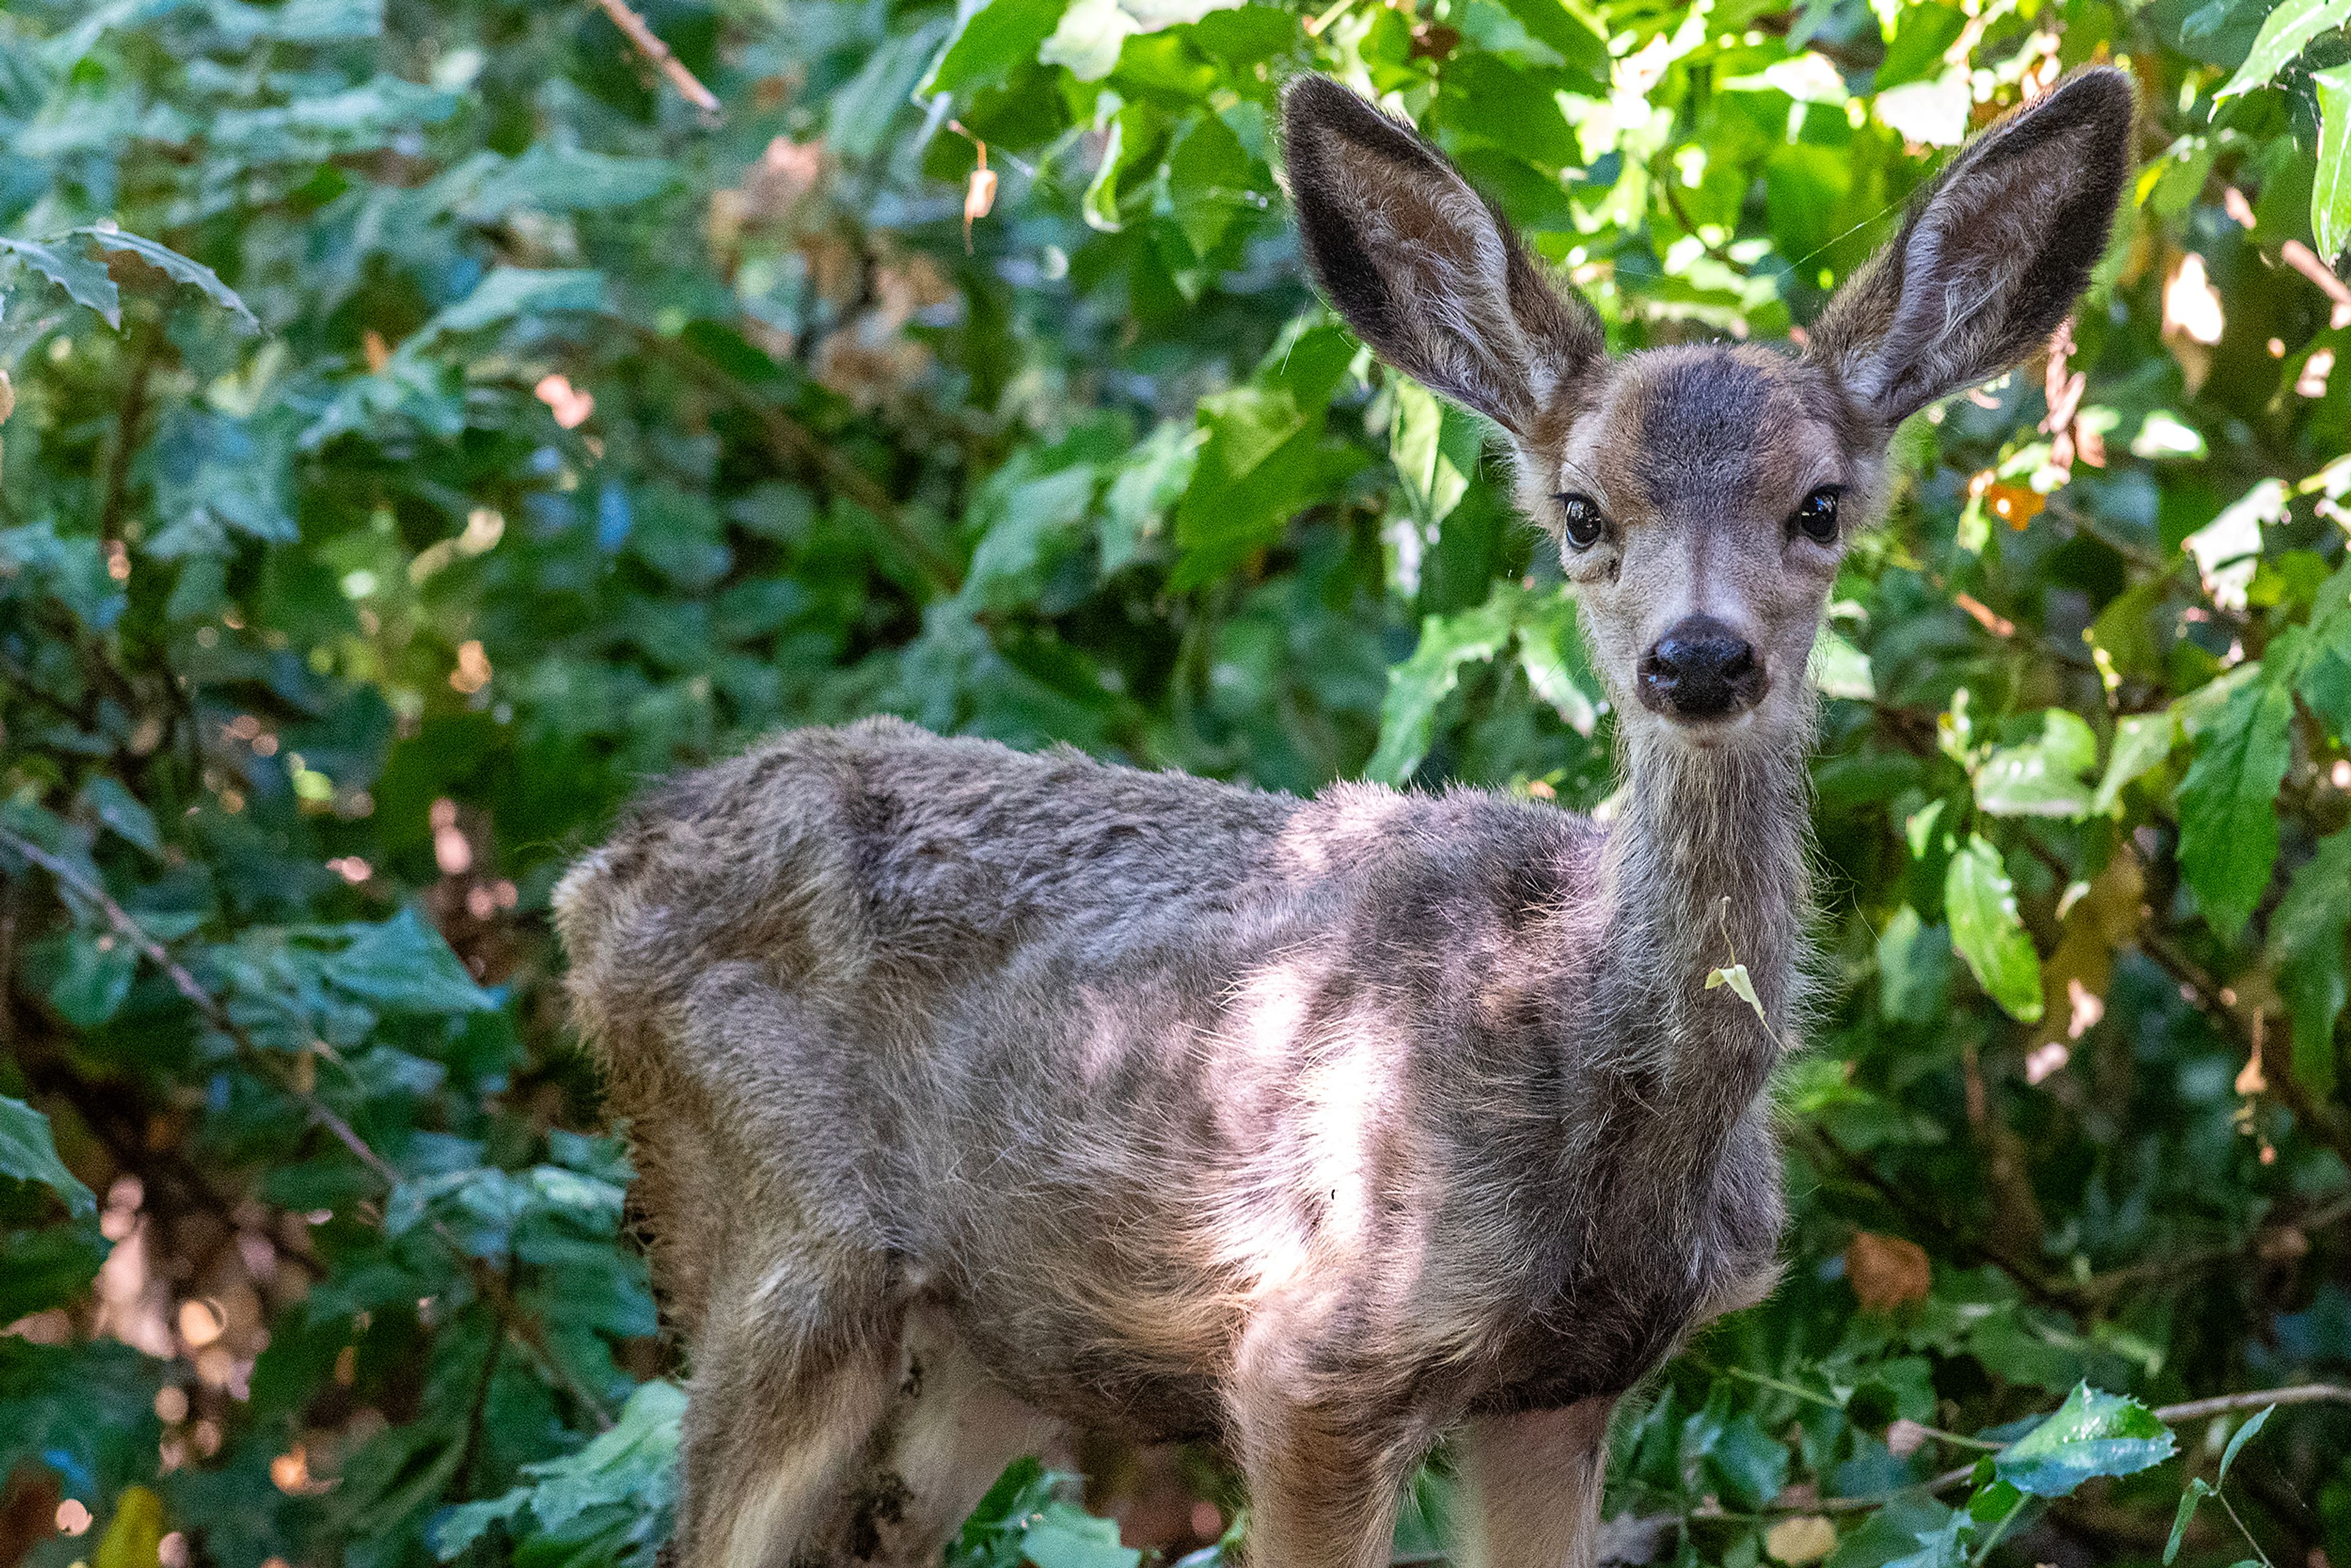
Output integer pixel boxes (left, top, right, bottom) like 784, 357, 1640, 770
1591, 722, 1812, 1157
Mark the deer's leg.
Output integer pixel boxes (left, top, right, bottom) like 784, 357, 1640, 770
1226, 1326, 1433, 1568
671, 1257, 901, 1568
1450, 1398, 1615, 1568
795, 1307, 1063, 1566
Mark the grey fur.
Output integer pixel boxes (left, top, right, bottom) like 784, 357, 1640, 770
556, 70, 2132, 1568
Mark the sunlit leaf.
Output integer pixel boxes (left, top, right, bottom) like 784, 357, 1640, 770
1993, 1384, 2177, 1498
1945, 836, 2044, 1022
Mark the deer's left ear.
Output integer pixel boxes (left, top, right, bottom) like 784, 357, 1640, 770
1808, 67, 2135, 427
1282, 75, 1603, 437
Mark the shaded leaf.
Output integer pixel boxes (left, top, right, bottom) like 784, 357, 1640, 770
0, 1095, 97, 1218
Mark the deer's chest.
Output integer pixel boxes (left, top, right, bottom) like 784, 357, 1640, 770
1466, 1132, 1785, 1414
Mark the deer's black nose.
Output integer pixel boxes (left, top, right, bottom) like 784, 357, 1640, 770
1638, 617, 1764, 719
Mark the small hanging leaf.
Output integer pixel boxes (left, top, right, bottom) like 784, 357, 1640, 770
2214, 1405, 2272, 1487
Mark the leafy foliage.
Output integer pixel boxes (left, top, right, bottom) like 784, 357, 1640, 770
1, 0, 2350, 1563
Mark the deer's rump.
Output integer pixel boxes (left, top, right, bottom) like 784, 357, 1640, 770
554, 718, 1719, 1436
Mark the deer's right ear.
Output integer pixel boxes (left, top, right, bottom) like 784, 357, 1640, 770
1282, 75, 1602, 438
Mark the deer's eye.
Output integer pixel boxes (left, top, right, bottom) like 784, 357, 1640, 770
1555, 493, 1608, 550
1790, 487, 1842, 545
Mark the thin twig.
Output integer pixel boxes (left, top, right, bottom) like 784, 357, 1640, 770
620, 321, 965, 597
1, 827, 617, 1430
585, 0, 721, 116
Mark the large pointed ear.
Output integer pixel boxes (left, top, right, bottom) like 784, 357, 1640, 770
1807, 67, 2135, 428
1281, 75, 1603, 438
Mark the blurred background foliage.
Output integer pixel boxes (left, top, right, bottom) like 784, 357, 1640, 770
3, 0, 2351, 1563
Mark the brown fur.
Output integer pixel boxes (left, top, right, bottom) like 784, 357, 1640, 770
556, 70, 2132, 1568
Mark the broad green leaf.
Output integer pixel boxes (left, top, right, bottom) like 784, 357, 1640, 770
1877, 906, 1955, 1024
415, 267, 606, 343
0, 1095, 97, 1218
1518, 593, 1601, 737
325, 909, 495, 1014
1390, 378, 1469, 529
1367, 593, 1517, 784
2317, 64, 2351, 262
0, 1225, 109, 1322
2216, 0, 2351, 97
0, 235, 119, 324
2091, 711, 2176, 814
2176, 678, 2294, 940
46, 929, 137, 1028
2271, 829, 2351, 1094
1809, 625, 1875, 702
1993, 1383, 2177, 1498
77, 776, 159, 855
1946, 836, 2044, 1022
1975, 709, 2098, 819
76, 227, 257, 329
924, 0, 1071, 94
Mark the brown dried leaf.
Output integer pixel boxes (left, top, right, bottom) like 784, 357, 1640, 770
1845, 1231, 1932, 1313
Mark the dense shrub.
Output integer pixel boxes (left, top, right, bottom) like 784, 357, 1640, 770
2, 0, 2350, 1564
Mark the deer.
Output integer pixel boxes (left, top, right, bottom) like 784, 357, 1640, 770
553, 66, 2132, 1568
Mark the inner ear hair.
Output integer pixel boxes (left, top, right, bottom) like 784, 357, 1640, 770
1281, 74, 1602, 436
1807, 66, 2135, 427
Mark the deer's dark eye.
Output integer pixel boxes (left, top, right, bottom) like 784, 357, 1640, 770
1555, 492, 1608, 550
1791, 487, 1842, 545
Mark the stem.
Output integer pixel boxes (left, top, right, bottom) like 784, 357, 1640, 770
583, 0, 721, 115
2212, 1490, 2274, 1568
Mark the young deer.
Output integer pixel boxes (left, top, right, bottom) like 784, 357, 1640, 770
556, 68, 2132, 1568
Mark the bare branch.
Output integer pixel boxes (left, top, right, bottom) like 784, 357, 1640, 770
585, 0, 721, 117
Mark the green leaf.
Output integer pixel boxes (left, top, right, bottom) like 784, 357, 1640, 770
0, 1095, 97, 1218
77, 776, 159, 855
2215, 1405, 2271, 1486
2271, 829, 2351, 1094
2216, 0, 2351, 97
2165, 1478, 2211, 1565
2315, 64, 2351, 262
2091, 711, 2177, 814
1944, 836, 2044, 1022
1367, 591, 1518, 784
0, 234, 120, 324
1993, 1384, 2177, 1498
924, 0, 1071, 94
415, 266, 606, 343
1809, 625, 1876, 702
1975, 709, 2098, 819
325, 909, 495, 1015
0, 1225, 109, 1322
1390, 377, 1469, 529
75, 226, 258, 329
2177, 677, 2295, 940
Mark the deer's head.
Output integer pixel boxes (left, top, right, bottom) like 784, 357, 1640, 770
1283, 69, 2133, 753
